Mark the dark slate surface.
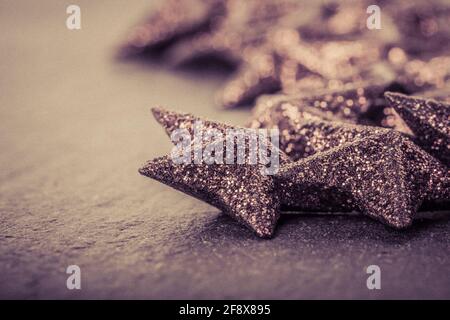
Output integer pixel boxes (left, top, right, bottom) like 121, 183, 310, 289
0, 0, 449, 299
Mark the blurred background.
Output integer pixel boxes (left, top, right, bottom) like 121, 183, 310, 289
0, 0, 449, 299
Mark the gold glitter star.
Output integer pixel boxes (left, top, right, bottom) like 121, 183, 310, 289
385, 92, 450, 166
140, 107, 291, 238
276, 130, 450, 229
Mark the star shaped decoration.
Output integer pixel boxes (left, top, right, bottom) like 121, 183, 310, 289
151, 106, 234, 136
119, 0, 225, 57
248, 81, 394, 127
247, 87, 415, 161
169, 0, 379, 67
121, 0, 378, 64
168, 0, 305, 67
121, 1, 392, 110
276, 130, 450, 229
218, 46, 282, 108
120, 0, 306, 63
153, 103, 391, 164
152, 107, 367, 212
219, 30, 385, 108
258, 117, 390, 162
140, 107, 291, 238
120, 1, 450, 114
385, 92, 450, 166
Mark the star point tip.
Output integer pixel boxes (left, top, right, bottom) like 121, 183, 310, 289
384, 91, 405, 103
256, 228, 275, 239
138, 162, 150, 177
151, 106, 168, 119
138, 159, 160, 178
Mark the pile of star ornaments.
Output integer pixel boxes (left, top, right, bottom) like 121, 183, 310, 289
132, 0, 450, 237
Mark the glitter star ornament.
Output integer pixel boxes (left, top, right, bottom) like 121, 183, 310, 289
247, 87, 412, 161
170, 0, 376, 67
385, 92, 450, 166
120, 0, 224, 57
151, 106, 234, 136
276, 130, 450, 229
121, 0, 307, 63
121, 1, 401, 110
219, 33, 384, 108
140, 107, 290, 238
168, 0, 305, 67
248, 81, 392, 126
262, 117, 391, 162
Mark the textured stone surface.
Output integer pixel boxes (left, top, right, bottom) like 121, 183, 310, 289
0, 0, 449, 299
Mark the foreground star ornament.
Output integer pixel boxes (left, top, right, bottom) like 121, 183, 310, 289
276, 130, 450, 229
149, 107, 405, 214
140, 149, 280, 238
385, 92, 450, 166
254, 118, 389, 162
140, 107, 290, 238
151, 106, 234, 136
247, 89, 410, 161
154, 105, 389, 162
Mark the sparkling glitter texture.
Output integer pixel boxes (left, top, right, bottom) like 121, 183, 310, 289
141, 107, 449, 237
249, 82, 391, 126
134, 1, 450, 238
385, 92, 450, 166
139, 146, 280, 238
276, 130, 450, 229
247, 86, 414, 161
141, 107, 293, 237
